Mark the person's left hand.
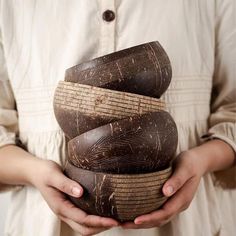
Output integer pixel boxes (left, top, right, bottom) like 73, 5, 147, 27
121, 149, 207, 229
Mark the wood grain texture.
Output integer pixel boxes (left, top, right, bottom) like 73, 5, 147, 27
64, 161, 172, 221
68, 111, 178, 174
53, 81, 165, 138
53, 41, 177, 221
65, 41, 172, 98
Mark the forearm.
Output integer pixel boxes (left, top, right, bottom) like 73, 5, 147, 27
0, 139, 234, 188
190, 139, 235, 174
0, 145, 43, 187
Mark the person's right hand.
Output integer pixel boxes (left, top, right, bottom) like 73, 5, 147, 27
31, 160, 119, 236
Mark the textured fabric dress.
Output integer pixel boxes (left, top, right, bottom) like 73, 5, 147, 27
0, 1, 236, 236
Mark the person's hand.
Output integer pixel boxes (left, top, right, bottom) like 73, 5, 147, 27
31, 160, 119, 235
121, 149, 207, 229
1, 140, 233, 233
121, 139, 235, 229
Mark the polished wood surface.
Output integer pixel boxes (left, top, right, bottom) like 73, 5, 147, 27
64, 161, 172, 221
65, 41, 172, 98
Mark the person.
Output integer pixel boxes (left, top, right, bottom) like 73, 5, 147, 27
0, 1, 235, 235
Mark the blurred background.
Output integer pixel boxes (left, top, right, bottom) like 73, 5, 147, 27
0, 193, 10, 235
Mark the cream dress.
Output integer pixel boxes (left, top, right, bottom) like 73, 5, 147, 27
0, 1, 236, 236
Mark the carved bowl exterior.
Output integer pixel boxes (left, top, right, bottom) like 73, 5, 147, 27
53, 81, 165, 139
65, 41, 172, 98
68, 111, 178, 174
64, 161, 172, 222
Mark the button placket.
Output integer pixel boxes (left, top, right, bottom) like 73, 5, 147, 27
102, 10, 116, 22
99, 0, 116, 56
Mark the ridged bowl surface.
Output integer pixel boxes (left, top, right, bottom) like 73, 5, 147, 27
64, 161, 172, 221
53, 81, 165, 138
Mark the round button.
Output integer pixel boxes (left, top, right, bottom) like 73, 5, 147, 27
102, 10, 115, 22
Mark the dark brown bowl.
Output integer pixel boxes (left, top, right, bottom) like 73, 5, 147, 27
64, 161, 172, 222
53, 81, 165, 139
65, 41, 172, 98
68, 111, 178, 174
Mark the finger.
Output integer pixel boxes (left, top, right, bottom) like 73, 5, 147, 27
82, 214, 120, 228
122, 222, 157, 229
122, 220, 167, 229
162, 158, 193, 197
135, 176, 199, 225
48, 170, 83, 198
134, 208, 168, 226
63, 204, 119, 228
122, 221, 152, 229
60, 216, 111, 236
49, 188, 119, 227
162, 176, 199, 213
121, 221, 137, 229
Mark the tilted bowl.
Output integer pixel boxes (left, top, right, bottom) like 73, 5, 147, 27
65, 41, 172, 98
53, 81, 165, 139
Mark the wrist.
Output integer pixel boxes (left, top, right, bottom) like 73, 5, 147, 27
187, 139, 235, 175
182, 148, 209, 176
186, 147, 211, 176
24, 158, 48, 187
0, 145, 51, 188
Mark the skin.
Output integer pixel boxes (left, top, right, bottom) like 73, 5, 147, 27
0, 139, 235, 235
122, 139, 236, 229
0, 146, 119, 236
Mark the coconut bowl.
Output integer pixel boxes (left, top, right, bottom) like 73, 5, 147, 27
68, 111, 178, 174
65, 41, 172, 98
53, 81, 165, 139
64, 161, 172, 222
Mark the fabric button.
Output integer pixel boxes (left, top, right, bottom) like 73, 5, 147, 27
102, 10, 115, 22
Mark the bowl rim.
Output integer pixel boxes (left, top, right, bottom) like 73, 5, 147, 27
65, 41, 166, 75
65, 160, 172, 178
53, 81, 166, 122
54, 80, 166, 107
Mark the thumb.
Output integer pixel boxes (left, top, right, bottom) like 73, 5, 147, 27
162, 164, 191, 197
50, 170, 83, 198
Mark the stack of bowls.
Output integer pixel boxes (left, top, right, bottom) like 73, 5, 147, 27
53, 41, 178, 221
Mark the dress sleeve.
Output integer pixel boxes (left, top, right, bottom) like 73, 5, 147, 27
0, 26, 20, 192
0, 29, 18, 147
204, 0, 236, 188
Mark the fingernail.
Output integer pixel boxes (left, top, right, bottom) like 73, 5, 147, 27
134, 219, 143, 225
166, 186, 174, 196
72, 187, 82, 196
